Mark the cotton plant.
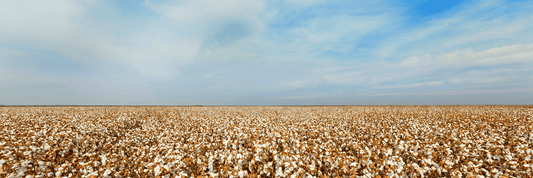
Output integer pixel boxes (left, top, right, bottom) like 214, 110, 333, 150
0, 106, 532, 177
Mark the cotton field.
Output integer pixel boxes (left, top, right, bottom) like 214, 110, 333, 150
0, 106, 532, 178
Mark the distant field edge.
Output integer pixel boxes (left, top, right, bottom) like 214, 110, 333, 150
1, 104, 532, 107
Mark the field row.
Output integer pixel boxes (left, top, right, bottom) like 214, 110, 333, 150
0, 106, 532, 178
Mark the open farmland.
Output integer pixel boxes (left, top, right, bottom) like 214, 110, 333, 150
1, 106, 532, 178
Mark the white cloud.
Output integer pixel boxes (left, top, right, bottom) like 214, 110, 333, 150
400, 44, 533, 68
471, 45, 533, 65
0, 0, 204, 78
289, 14, 392, 56
376, 16, 463, 57
387, 81, 444, 88
441, 19, 529, 48
0, 0, 94, 43
160, 0, 264, 24
420, 89, 515, 96
278, 95, 321, 100
401, 54, 432, 66
287, 43, 532, 92
447, 69, 519, 85
286, 0, 328, 8
147, 0, 267, 39
99, 30, 202, 77
392, 44, 533, 87
321, 72, 367, 86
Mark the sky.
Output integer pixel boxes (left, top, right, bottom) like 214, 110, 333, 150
1, 0, 532, 105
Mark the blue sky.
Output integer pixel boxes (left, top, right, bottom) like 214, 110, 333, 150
1, 0, 532, 105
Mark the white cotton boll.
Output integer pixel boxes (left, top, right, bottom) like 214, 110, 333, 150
0, 159, 7, 167
55, 169, 63, 177
30, 146, 37, 152
154, 165, 161, 176
238, 170, 247, 178
94, 161, 101, 167
386, 148, 393, 157
504, 154, 513, 161
100, 154, 107, 166
363, 173, 372, 178
87, 171, 99, 178
209, 172, 219, 177
350, 162, 357, 167
290, 167, 301, 178
275, 167, 285, 177
208, 157, 215, 173
386, 172, 397, 178
178, 171, 188, 177
366, 147, 372, 157
12, 161, 31, 178
87, 166, 94, 174
223, 140, 230, 147
102, 170, 112, 178
80, 169, 87, 175
397, 165, 404, 174
509, 161, 518, 169
43, 144, 51, 151
286, 167, 294, 174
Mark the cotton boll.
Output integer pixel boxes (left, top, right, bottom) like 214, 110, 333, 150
275, 167, 284, 177
43, 144, 51, 151
154, 166, 161, 177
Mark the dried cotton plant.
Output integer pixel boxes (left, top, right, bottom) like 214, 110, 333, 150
0, 106, 532, 177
